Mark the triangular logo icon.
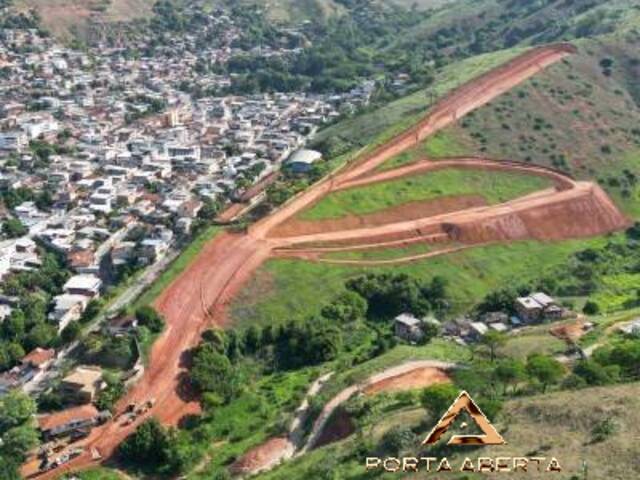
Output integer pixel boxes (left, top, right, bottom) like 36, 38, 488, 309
422, 390, 506, 446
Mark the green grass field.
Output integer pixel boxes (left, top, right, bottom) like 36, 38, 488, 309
299, 167, 552, 221
230, 236, 609, 327
324, 242, 433, 261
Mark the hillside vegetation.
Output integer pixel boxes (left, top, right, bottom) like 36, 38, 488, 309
13, 0, 155, 40
255, 382, 640, 480
430, 34, 640, 216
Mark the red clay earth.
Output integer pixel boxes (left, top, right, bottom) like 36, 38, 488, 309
25, 43, 626, 478
229, 437, 294, 476
363, 366, 450, 395
550, 319, 590, 344
312, 408, 356, 449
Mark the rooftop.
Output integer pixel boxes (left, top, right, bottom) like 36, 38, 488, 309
37, 404, 99, 432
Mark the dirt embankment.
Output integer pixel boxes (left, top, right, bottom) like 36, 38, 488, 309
250, 44, 577, 239
443, 183, 628, 244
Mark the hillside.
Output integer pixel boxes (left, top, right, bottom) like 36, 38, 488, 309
426, 34, 640, 217
255, 382, 640, 480
12, 0, 155, 40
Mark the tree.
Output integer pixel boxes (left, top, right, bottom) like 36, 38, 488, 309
573, 360, 619, 386
60, 321, 81, 343
190, 344, 238, 401
526, 354, 565, 392
2, 218, 27, 238
0, 391, 39, 474
480, 331, 507, 362
243, 325, 260, 354
493, 359, 526, 394
421, 383, 459, 420
119, 418, 175, 471
135, 306, 164, 333
380, 426, 417, 456
582, 300, 600, 315
321, 291, 367, 323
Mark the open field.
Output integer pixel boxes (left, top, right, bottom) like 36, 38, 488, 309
231, 237, 609, 326
299, 167, 553, 221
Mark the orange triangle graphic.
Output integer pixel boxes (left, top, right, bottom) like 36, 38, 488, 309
422, 390, 506, 446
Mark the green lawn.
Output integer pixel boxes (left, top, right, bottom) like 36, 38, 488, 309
300, 167, 552, 221
230, 237, 609, 327
62, 468, 123, 480
324, 242, 432, 261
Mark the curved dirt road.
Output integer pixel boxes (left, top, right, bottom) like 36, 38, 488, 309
300, 360, 455, 454
27, 43, 615, 479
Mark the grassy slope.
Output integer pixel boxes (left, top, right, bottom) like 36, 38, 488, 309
431, 34, 640, 215
299, 167, 551, 220
312, 46, 526, 149
257, 382, 640, 480
230, 237, 609, 326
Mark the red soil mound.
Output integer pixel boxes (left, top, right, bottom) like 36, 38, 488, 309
230, 437, 293, 475
444, 184, 628, 243
364, 367, 450, 395
313, 407, 356, 448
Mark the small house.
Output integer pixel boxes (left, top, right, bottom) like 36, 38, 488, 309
60, 366, 104, 404
394, 313, 424, 342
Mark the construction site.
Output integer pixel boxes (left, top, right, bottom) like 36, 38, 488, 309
23, 42, 630, 479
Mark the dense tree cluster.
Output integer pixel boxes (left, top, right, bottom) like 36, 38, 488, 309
0, 391, 39, 479
346, 273, 448, 319
0, 251, 69, 371
118, 418, 184, 475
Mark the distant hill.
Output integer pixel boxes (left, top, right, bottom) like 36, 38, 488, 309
12, 0, 155, 40
10, 0, 456, 41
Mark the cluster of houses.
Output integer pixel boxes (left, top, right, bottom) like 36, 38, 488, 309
0, 1, 390, 453
394, 292, 571, 344
0, 10, 382, 391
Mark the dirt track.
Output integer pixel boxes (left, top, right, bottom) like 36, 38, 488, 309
27, 42, 628, 479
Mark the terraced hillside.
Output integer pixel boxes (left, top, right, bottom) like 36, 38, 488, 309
428, 35, 640, 216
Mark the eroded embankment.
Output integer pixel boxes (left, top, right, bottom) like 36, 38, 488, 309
443, 183, 628, 243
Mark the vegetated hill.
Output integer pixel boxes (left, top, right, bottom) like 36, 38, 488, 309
256, 382, 640, 479
436, 33, 640, 216
12, 0, 155, 40
9, 0, 339, 40
399, 0, 640, 56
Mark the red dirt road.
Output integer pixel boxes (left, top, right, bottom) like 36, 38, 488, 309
28, 43, 624, 479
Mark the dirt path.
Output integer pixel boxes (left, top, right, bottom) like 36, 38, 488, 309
334, 157, 574, 192
230, 372, 334, 477
26, 43, 607, 479
300, 360, 455, 454
275, 182, 625, 248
